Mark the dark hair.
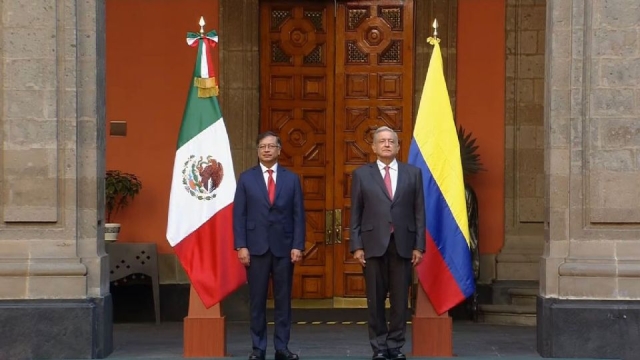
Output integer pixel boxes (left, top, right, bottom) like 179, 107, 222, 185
256, 131, 282, 147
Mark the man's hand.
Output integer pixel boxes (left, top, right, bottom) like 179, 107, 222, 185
411, 250, 423, 266
353, 249, 366, 267
237, 248, 250, 266
291, 249, 303, 263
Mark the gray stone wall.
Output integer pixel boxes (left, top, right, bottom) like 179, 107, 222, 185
505, 0, 546, 226
414, 0, 458, 117
498, 0, 546, 282
542, 0, 640, 298
0, 0, 107, 299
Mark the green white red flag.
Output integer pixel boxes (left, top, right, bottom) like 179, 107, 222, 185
166, 29, 246, 307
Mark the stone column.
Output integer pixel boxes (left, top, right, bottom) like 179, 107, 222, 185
219, 0, 260, 173
216, 0, 260, 318
539, 0, 640, 358
413, 0, 458, 117
499, 0, 546, 285
0, 0, 111, 358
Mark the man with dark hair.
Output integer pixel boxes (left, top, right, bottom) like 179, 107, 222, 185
350, 126, 426, 360
233, 130, 306, 360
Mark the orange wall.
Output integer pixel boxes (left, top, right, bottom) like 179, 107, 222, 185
106, 0, 219, 253
106, 1, 506, 255
456, 0, 506, 254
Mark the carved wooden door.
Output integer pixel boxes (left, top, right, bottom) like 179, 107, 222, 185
260, 0, 414, 300
333, 0, 414, 298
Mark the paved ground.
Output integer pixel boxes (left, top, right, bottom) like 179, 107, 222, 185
108, 321, 562, 360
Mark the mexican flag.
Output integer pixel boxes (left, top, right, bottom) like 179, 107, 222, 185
166, 30, 246, 308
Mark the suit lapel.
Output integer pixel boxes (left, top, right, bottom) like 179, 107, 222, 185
369, 163, 392, 201
275, 165, 286, 203
392, 162, 406, 204
252, 166, 270, 205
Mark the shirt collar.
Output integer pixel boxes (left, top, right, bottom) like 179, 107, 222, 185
260, 163, 278, 173
377, 159, 398, 171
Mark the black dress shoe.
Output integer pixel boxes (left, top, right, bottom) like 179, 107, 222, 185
248, 349, 265, 360
275, 348, 299, 360
372, 350, 388, 360
388, 348, 406, 360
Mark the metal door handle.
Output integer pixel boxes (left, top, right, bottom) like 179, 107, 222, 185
325, 210, 334, 245
334, 209, 342, 244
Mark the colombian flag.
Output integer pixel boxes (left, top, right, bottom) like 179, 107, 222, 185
408, 37, 475, 315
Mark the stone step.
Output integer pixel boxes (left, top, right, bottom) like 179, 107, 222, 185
508, 287, 538, 306
479, 304, 536, 326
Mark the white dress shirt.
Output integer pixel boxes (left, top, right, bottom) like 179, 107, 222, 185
377, 159, 398, 197
260, 162, 278, 188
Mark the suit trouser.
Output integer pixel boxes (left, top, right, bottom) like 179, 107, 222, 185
247, 250, 294, 352
363, 235, 413, 352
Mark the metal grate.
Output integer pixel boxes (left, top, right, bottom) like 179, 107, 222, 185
379, 7, 402, 30
271, 9, 291, 30
347, 42, 368, 63
272, 42, 292, 64
379, 40, 401, 63
347, 8, 369, 30
304, 10, 323, 31
304, 45, 323, 64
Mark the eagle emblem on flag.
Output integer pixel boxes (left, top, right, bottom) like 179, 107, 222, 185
181, 155, 224, 200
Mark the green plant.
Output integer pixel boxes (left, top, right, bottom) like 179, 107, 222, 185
457, 124, 485, 176
105, 170, 142, 223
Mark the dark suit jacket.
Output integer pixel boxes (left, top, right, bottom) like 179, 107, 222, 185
233, 164, 305, 257
349, 161, 426, 259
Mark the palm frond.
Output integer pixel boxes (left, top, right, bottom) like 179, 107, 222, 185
457, 124, 485, 176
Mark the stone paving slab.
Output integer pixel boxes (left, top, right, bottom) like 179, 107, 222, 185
101, 321, 604, 359
96, 322, 604, 360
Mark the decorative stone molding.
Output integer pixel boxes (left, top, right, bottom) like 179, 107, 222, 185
542, 0, 640, 298
0, 0, 108, 300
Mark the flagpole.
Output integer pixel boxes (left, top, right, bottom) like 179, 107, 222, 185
410, 18, 454, 358
182, 17, 228, 358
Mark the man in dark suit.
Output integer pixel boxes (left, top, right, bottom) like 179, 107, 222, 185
233, 131, 305, 360
350, 126, 426, 360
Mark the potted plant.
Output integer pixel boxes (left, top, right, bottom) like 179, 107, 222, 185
105, 170, 143, 242
457, 124, 485, 321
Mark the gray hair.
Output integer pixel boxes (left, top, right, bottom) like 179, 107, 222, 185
373, 126, 399, 143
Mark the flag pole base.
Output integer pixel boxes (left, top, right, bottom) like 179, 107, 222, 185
411, 284, 453, 357
184, 286, 227, 357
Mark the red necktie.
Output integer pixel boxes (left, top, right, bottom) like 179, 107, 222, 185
384, 166, 393, 198
267, 169, 275, 205
384, 166, 394, 233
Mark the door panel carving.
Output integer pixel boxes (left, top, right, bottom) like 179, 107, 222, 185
260, 2, 335, 299
260, 0, 413, 300
334, 0, 414, 298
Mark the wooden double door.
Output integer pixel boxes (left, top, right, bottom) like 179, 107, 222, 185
259, 0, 414, 300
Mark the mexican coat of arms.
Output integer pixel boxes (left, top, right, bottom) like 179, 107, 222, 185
182, 155, 224, 200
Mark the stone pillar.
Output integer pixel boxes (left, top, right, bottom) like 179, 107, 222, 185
216, 0, 260, 318
499, 0, 546, 284
539, 0, 640, 358
413, 0, 458, 117
219, 0, 260, 172
0, 0, 111, 358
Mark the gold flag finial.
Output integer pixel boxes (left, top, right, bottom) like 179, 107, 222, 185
428, 18, 440, 45
432, 19, 439, 38
199, 16, 205, 35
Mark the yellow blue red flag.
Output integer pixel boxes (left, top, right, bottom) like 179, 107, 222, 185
408, 37, 475, 315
